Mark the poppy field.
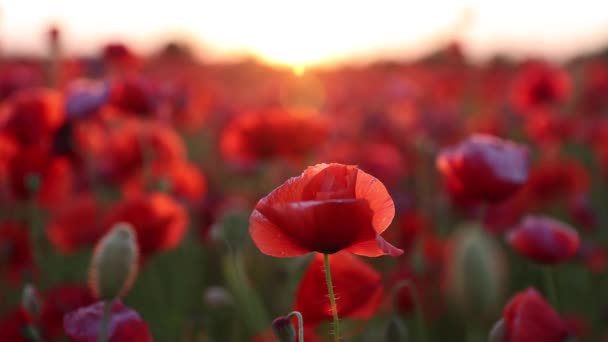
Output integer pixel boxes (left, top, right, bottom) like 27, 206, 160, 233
1, 29, 608, 342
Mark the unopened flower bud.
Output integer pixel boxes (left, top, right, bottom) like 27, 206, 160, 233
89, 222, 138, 300
385, 316, 409, 342
488, 319, 506, 342
445, 223, 507, 319
21, 284, 41, 318
271, 315, 296, 342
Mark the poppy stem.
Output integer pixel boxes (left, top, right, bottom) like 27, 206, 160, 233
323, 253, 340, 342
98, 300, 111, 342
543, 267, 559, 309
287, 311, 305, 342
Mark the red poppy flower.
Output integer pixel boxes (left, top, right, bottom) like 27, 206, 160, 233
109, 76, 157, 116
510, 61, 571, 114
103, 192, 188, 259
293, 252, 384, 328
0, 64, 43, 101
436, 134, 530, 206
524, 110, 574, 150
506, 215, 580, 264
580, 60, 608, 115
483, 192, 528, 234
6, 143, 51, 201
46, 194, 105, 254
220, 109, 328, 169
524, 158, 589, 206
64, 300, 152, 342
99, 119, 186, 185
39, 284, 96, 340
250, 163, 402, 257
577, 243, 608, 274
35, 157, 75, 210
397, 210, 432, 256
122, 162, 207, 204
0, 221, 34, 286
0, 308, 31, 342
102, 43, 140, 71
503, 288, 571, 342
0, 88, 64, 146
567, 193, 597, 231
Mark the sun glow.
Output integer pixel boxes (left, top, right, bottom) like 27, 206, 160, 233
2, 0, 608, 67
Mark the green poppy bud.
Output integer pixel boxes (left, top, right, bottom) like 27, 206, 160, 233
89, 222, 139, 301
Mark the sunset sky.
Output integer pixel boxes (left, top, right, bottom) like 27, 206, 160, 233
3, 0, 608, 68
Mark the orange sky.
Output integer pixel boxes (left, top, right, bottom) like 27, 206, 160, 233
2, 0, 608, 67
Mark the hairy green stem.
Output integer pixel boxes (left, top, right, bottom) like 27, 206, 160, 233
323, 253, 340, 342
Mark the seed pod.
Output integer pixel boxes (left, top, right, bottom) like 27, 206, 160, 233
89, 222, 139, 301
444, 223, 507, 319
271, 315, 296, 342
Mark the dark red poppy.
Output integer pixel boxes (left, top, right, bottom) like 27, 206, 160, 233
109, 76, 157, 116
506, 215, 580, 264
483, 192, 528, 234
64, 300, 152, 342
102, 43, 140, 71
567, 193, 597, 231
503, 288, 571, 342
103, 192, 188, 259
0, 308, 32, 342
0, 88, 64, 146
39, 284, 96, 340
510, 61, 571, 114
0, 64, 43, 101
250, 163, 403, 257
524, 158, 589, 206
220, 109, 328, 169
436, 134, 530, 205
46, 194, 105, 254
524, 110, 574, 150
577, 243, 608, 274
0, 133, 18, 182
580, 60, 608, 115
293, 252, 384, 328
0, 221, 34, 286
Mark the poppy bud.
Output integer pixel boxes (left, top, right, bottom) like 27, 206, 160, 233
488, 319, 506, 342
211, 209, 251, 251
21, 284, 41, 318
384, 316, 409, 342
271, 316, 296, 342
89, 222, 138, 301
445, 224, 507, 319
